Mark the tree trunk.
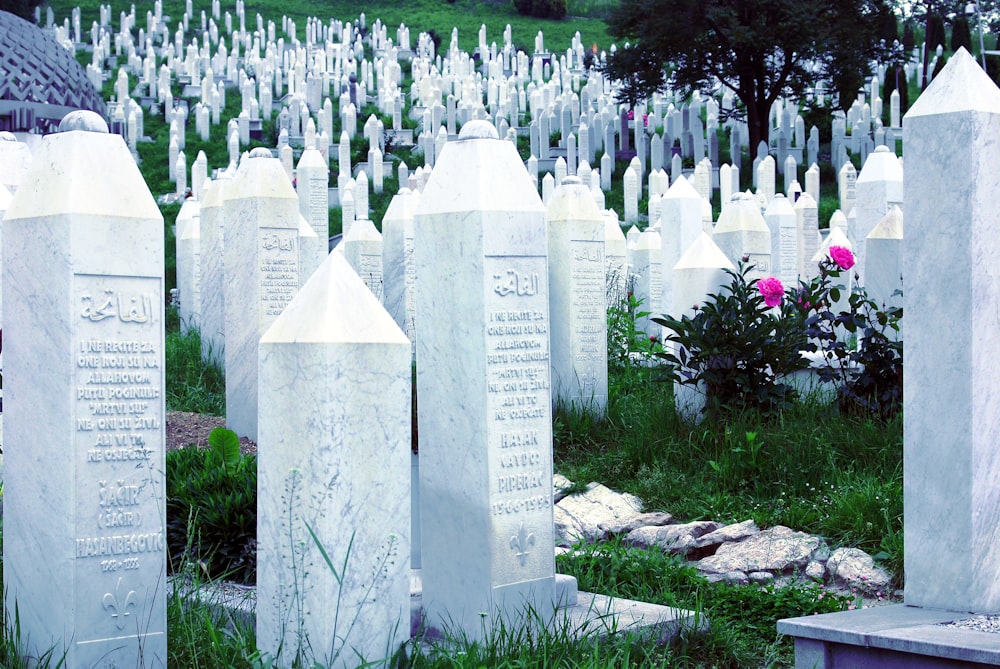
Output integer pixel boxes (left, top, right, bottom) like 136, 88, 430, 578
743, 95, 770, 162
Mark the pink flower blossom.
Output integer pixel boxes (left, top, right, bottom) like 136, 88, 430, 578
829, 245, 855, 271
757, 276, 784, 308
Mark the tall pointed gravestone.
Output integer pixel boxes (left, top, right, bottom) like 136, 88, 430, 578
779, 48, 1000, 666
257, 251, 410, 668
224, 148, 300, 442
902, 48, 1000, 613
2, 112, 166, 667
414, 120, 557, 640
546, 176, 608, 415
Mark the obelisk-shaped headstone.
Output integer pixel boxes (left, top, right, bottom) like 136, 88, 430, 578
224, 148, 300, 442
546, 176, 608, 415
414, 120, 557, 639
2, 112, 166, 668
903, 48, 1000, 612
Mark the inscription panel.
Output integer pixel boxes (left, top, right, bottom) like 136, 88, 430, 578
484, 256, 553, 584
73, 274, 165, 654
259, 227, 299, 320
569, 241, 604, 398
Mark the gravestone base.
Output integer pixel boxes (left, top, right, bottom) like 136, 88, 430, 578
411, 571, 703, 646
175, 570, 704, 652
779, 605, 1000, 668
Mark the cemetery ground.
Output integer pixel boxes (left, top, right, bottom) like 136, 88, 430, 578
116, 304, 898, 669
9, 1, 911, 666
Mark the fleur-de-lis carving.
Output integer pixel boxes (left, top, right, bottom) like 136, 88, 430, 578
102, 577, 138, 630
509, 523, 536, 567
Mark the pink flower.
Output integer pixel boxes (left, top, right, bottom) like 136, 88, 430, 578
757, 276, 784, 308
829, 245, 855, 271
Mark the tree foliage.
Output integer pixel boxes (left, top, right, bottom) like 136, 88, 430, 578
0, 0, 36, 21
512, 0, 567, 20
601, 0, 894, 152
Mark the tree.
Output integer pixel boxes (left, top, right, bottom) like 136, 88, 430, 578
0, 0, 36, 21
601, 0, 894, 152
952, 14, 973, 52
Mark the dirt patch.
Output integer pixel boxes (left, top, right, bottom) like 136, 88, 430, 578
166, 411, 257, 455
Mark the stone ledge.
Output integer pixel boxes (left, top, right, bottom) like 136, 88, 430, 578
779, 604, 1000, 667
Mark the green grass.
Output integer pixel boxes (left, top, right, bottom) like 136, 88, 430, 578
165, 311, 226, 415
48, 0, 615, 56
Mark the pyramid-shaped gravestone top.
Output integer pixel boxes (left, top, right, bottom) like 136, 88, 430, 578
902, 44, 1000, 614
257, 250, 410, 667
413, 119, 557, 641
3, 119, 166, 668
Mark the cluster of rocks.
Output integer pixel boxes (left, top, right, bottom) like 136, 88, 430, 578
552, 476, 895, 599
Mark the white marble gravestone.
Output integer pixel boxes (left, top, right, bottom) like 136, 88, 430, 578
852, 146, 903, 285
903, 50, 1000, 612
413, 121, 558, 640
546, 176, 608, 415
713, 192, 771, 279
257, 250, 410, 669
295, 146, 330, 284
224, 149, 300, 442
864, 204, 903, 312
342, 217, 383, 300
659, 175, 703, 322
198, 176, 228, 365
2, 115, 166, 668
176, 197, 202, 332
382, 187, 420, 351
765, 194, 797, 288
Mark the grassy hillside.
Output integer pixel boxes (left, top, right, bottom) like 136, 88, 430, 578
45, 0, 616, 55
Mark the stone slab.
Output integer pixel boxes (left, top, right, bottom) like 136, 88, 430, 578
779, 605, 1000, 667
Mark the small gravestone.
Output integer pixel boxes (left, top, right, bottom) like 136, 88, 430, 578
3, 113, 166, 667
713, 193, 771, 278
257, 251, 410, 668
864, 204, 903, 313
176, 198, 202, 332
660, 176, 703, 321
765, 194, 797, 288
295, 146, 329, 284
852, 146, 903, 285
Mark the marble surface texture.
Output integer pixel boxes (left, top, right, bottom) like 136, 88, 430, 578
3, 129, 166, 668
224, 155, 300, 442
546, 178, 608, 415
258, 251, 410, 668
902, 47, 1000, 612
413, 125, 556, 640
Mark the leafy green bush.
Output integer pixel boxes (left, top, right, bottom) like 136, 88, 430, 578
799, 247, 903, 421
655, 263, 808, 419
166, 428, 257, 584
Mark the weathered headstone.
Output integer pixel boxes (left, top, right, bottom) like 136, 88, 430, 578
224, 149, 300, 442
176, 197, 202, 332
546, 177, 607, 415
3, 113, 166, 667
382, 187, 420, 351
257, 250, 410, 668
413, 121, 557, 639
852, 146, 903, 284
